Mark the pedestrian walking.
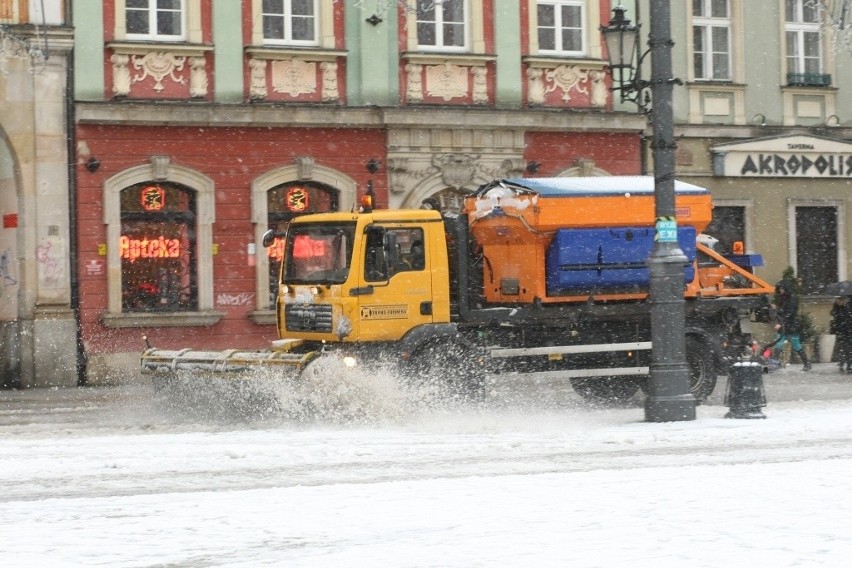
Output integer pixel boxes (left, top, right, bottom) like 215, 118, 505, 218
830, 295, 852, 373
771, 279, 811, 371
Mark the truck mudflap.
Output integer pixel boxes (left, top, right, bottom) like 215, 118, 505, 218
141, 338, 319, 375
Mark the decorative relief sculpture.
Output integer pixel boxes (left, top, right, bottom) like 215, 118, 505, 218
320, 61, 339, 102
189, 57, 208, 98
271, 59, 317, 96
433, 153, 480, 189
295, 156, 315, 180
249, 58, 267, 99
526, 68, 545, 106
544, 65, 589, 102
425, 63, 468, 101
472, 66, 488, 104
131, 52, 187, 92
111, 54, 131, 96
589, 69, 607, 108
406, 63, 423, 103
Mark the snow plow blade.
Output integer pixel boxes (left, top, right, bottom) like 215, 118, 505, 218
141, 341, 319, 376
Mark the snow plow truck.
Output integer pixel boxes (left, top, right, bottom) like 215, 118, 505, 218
142, 176, 774, 405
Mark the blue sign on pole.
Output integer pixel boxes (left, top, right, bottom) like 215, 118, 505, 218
655, 216, 678, 242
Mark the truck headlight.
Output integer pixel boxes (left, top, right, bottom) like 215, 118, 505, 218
342, 356, 358, 368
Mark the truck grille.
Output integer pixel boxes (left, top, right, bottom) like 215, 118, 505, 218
285, 303, 333, 333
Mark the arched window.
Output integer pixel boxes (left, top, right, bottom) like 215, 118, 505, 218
120, 182, 197, 312
266, 181, 337, 307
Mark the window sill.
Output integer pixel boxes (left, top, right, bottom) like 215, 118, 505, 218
101, 311, 225, 328
107, 42, 213, 57
249, 310, 278, 325
522, 56, 606, 70
245, 46, 346, 62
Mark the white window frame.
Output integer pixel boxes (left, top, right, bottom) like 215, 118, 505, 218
115, 0, 202, 43
415, 0, 469, 52
124, 0, 186, 41
785, 0, 823, 75
536, 0, 586, 57
261, 0, 319, 47
692, 0, 731, 80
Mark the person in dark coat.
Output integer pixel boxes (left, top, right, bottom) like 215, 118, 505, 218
772, 280, 811, 371
830, 296, 852, 373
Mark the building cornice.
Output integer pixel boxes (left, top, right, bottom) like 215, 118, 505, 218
74, 101, 647, 132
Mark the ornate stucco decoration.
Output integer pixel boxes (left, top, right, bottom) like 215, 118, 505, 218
249, 58, 267, 99
150, 155, 171, 181
272, 59, 317, 96
433, 153, 480, 189
320, 61, 339, 101
111, 54, 131, 96
425, 63, 468, 101
295, 156, 315, 180
189, 57, 208, 98
131, 52, 187, 92
245, 47, 345, 102
405, 63, 423, 103
388, 157, 442, 194
544, 65, 589, 102
527, 68, 545, 106
472, 66, 488, 104
108, 43, 212, 98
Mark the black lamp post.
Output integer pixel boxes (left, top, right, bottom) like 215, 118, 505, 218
602, 1, 695, 422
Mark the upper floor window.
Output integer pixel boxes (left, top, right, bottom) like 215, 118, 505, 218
537, 1, 585, 56
262, 0, 318, 46
126, 0, 185, 40
785, 0, 822, 75
692, 0, 731, 80
417, 0, 467, 51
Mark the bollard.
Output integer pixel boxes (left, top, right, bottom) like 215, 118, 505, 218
724, 361, 767, 419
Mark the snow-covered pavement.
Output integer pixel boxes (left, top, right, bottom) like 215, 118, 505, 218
1, 364, 851, 567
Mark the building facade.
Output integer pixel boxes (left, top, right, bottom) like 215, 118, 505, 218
0, 0, 75, 388
69, 0, 852, 383
73, 1, 646, 383
636, 0, 852, 337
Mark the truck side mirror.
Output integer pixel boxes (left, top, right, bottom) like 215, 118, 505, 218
261, 229, 278, 248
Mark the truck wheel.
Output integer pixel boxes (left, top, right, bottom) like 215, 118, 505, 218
686, 337, 717, 402
408, 339, 484, 401
638, 338, 718, 403
570, 376, 641, 406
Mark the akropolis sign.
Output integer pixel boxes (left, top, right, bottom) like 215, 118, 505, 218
711, 134, 852, 178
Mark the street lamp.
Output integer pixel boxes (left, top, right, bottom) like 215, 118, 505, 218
601, 4, 650, 112
602, 1, 696, 422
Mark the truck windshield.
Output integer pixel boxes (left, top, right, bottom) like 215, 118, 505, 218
283, 222, 356, 284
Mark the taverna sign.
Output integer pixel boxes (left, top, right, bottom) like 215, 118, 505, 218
712, 135, 852, 178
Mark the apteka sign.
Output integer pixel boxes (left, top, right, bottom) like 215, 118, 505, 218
711, 135, 852, 178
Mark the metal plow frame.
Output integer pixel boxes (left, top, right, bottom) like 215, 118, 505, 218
141, 347, 319, 375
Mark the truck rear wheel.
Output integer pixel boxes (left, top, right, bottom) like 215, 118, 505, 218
638, 337, 717, 403
570, 376, 642, 406
686, 337, 717, 402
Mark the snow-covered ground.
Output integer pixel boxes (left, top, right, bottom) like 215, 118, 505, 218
1, 364, 851, 567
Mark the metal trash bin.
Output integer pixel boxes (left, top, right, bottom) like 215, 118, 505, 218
724, 361, 766, 419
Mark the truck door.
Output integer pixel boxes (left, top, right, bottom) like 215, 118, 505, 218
356, 225, 433, 341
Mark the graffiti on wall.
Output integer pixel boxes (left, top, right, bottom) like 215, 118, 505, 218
217, 292, 254, 307
0, 248, 17, 289
36, 238, 65, 284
